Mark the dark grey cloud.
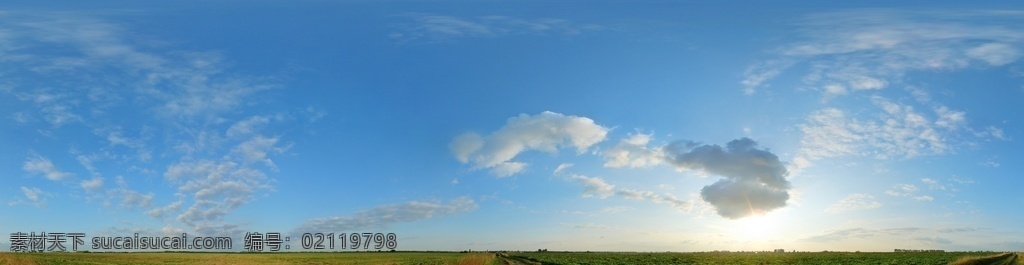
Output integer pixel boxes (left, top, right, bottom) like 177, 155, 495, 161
664, 138, 791, 219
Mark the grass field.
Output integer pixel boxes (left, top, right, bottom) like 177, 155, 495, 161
1, 251, 1021, 265
506, 251, 1022, 265
0, 252, 499, 265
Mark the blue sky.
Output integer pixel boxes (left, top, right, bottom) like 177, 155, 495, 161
2, 1, 1023, 252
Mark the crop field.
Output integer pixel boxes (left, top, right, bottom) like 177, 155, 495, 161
504, 251, 1023, 265
0, 252, 499, 265
1, 251, 1021, 265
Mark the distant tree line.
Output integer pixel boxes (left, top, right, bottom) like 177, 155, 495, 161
894, 249, 945, 252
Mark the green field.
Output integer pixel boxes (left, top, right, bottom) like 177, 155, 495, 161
0, 252, 499, 265
0, 251, 1020, 265
505, 252, 1021, 265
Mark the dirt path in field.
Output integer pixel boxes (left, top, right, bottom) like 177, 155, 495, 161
495, 253, 541, 265
987, 252, 1017, 265
951, 252, 1020, 265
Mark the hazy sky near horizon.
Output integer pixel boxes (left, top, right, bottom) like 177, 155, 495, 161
2, 1, 1023, 252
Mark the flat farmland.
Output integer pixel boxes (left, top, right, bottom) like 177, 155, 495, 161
1, 252, 1021, 265
0, 252, 498, 265
503, 252, 1023, 265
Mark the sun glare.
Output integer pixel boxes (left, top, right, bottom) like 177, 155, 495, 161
735, 213, 783, 242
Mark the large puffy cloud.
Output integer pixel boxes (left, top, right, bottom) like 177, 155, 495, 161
664, 138, 791, 219
596, 135, 791, 218
293, 197, 477, 235
450, 111, 609, 177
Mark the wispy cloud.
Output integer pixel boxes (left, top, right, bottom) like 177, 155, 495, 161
568, 174, 693, 212
744, 10, 1024, 96
603, 132, 665, 168
884, 183, 934, 202
799, 97, 957, 162
1, 12, 305, 236
8, 186, 47, 208
569, 174, 616, 199
292, 197, 477, 235
804, 226, 981, 243
23, 153, 73, 181
790, 93, 994, 176
390, 14, 607, 42
741, 10, 1017, 177
825, 193, 881, 213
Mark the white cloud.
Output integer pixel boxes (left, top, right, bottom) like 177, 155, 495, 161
23, 154, 72, 181
226, 116, 270, 138
601, 206, 632, 213
663, 138, 790, 219
885, 183, 928, 199
885, 183, 919, 196
804, 227, 978, 243
570, 174, 615, 199
392, 14, 605, 42
292, 197, 477, 235
553, 163, 573, 174
2, 13, 300, 237
906, 86, 931, 103
491, 162, 526, 177
921, 178, 948, 191
569, 223, 608, 230
80, 176, 104, 192
980, 160, 1000, 168
409, 15, 492, 38
147, 200, 184, 219
799, 97, 952, 162
934, 106, 966, 130
231, 136, 287, 167
449, 111, 609, 177
3, 14, 271, 123
602, 132, 664, 168
20, 186, 46, 207
567, 174, 693, 212
985, 126, 1006, 140
950, 177, 975, 185
741, 60, 793, 95
450, 132, 484, 164
744, 10, 1024, 97
826, 194, 881, 213
967, 43, 1021, 66
822, 83, 848, 98
161, 225, 187, 237
105, 176, 153, 209
619, 189, 692, 212
163, 158, 272, 234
